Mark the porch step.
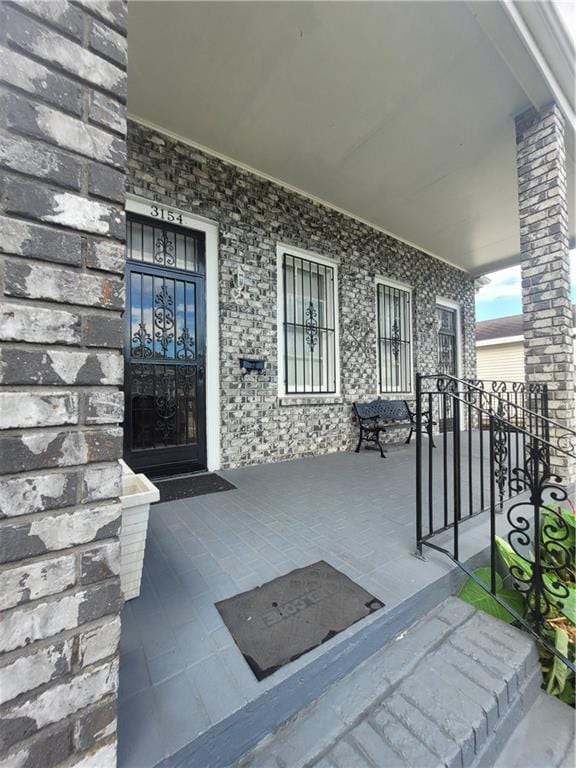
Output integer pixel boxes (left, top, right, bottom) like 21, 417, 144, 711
492, 691, 575, 768
234, 597, 545, 768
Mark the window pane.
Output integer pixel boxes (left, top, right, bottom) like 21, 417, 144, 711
283, 253, 336, 394
377, 283, 412, 393
437, 306, 457, 376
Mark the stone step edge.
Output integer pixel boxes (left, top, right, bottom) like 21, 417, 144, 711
156, 551, 492, 768
491, 690, 576, 768
239, 600, 541, 768
252, 598, 480, 767
473, 665, 544, 768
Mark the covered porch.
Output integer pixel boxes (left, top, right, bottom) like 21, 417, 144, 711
118, 443, 511, 768
1, 4, 575, 768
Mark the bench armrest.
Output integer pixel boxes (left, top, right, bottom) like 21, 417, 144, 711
405, 403, 431, 424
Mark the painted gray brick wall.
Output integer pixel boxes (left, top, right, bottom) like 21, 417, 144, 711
0, 2, 127, 767
516, 104, 575, 479
127, 121, 477, 468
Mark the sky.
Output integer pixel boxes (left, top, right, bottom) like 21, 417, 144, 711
476, 250, 576, 321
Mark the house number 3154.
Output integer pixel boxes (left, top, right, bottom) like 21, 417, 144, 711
150, 205, 183, 225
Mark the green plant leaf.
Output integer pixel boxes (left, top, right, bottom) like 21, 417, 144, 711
458, 568, 520, 624
558, 507, 576, 530
543, 576, 576, 625
545, 628, 570, 696
557, 679, 575, 706
495, 537, 533, 583
470, 567, 503, 591
498, 587, 526, 617
496, 537, 576, 623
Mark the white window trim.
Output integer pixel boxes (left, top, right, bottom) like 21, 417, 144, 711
436, 296, 463, 382
276, 243, 340, 398
375, 276, 414, 398
125, 194, 221, 471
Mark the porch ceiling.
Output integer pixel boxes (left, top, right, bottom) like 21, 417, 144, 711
127, 1, 575, 275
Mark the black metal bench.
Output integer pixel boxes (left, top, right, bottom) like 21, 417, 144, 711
352, 399, 435, 457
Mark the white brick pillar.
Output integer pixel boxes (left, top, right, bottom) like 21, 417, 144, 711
515, 103, 575, 482
0, 2, 127, 766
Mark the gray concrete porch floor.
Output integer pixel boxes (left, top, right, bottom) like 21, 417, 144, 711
117, 442, 511, 768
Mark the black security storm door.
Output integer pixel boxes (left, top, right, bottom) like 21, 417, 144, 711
124, 215, 206, 476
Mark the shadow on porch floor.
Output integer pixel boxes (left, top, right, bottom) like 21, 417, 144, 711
117, 443, 506, 768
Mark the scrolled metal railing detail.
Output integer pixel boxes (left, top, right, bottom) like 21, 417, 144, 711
435, 376, 457, 393
493, 409, 509, 510
506, 456, 571, 635
416, 373, 575, 672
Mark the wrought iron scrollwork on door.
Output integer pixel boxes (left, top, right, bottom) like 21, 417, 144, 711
154, 284, 175, 355
154, 366, 177, 445
176, 327, 195, 359
132, 321, 153, 358
130, 363, 150, 396
155, 231, 175, 266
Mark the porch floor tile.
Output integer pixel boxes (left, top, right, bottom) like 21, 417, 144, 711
118, 443, 502, 768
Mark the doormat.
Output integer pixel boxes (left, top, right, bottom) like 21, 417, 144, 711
154, 473, 236, 503
215, 560, 384, 680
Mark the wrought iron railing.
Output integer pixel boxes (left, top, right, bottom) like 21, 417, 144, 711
415, 373, 575, 672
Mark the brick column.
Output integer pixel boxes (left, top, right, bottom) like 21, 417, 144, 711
515, 103, 575, 481
0, 3, 127, 767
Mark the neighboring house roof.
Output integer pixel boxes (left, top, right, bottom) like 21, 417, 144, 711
476, 314, 524, 342
476, 305, 576, 343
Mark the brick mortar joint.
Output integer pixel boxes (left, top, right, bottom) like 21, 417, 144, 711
0, 573, 121, 618
0, 534, 120, 575
0, 501, 121, 532
0, 710, 117, 764
0, 456, 121, 479
4, 5, 127, 78
0, 126, 127, 204
0, 613, 120, 670
0, 649, 120, 714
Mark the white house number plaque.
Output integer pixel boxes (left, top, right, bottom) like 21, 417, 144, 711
149, 204, 183, 225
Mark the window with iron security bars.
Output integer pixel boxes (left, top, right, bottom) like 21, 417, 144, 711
282, 253, 337, 394
377, 282, 413, 394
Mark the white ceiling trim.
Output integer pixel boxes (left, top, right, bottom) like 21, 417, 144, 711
502, 1, 576, 133
128, 113, 469, 274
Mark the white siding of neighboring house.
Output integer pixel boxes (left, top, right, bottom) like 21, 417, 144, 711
477, 337, 576, 383
476, 341, 525, 382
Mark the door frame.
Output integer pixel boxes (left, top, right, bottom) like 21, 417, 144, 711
436, 297, 463, 432
435, 297, 463, 381
125, 194, 221, 471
